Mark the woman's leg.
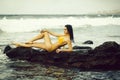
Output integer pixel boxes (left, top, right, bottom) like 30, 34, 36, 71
31, 32, 60, 51
12, 32, 53, 51
43, 32, 63, 51
42, 32, 52, 51
12, 42, 46, 49
26, 32, 44, 43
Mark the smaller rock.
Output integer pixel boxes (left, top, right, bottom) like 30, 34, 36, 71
83, 40, 93, 44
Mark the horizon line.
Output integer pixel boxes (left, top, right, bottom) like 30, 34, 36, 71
0, 13, 120, 16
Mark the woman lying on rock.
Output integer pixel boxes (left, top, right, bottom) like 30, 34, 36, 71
12, 24, 74, 53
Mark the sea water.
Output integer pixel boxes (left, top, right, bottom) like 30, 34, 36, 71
0, 15, 120, 80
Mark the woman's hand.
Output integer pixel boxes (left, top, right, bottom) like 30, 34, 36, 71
40, 29, 48, 33
56, 49, 61, 53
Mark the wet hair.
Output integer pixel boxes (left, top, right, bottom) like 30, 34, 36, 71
65, 24, 75, 43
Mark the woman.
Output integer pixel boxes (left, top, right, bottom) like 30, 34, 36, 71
12, 24, 74, 53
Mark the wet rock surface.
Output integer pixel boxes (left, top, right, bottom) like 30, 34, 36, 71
4, 41, 120, 70
82, 40, 93, 44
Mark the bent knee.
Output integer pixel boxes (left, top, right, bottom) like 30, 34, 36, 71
43, 31, 49, 35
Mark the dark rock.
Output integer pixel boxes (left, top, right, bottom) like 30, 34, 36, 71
4, 41, 120, 70
94, 41, 119, 53
73, 46, 92, 50
3, 45, 12, 53
83, 40, 93, 44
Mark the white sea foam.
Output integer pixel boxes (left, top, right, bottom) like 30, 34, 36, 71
0, 16, 120, 33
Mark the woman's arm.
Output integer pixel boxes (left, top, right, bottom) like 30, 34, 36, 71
56, 40, 73, 53
42, 29, 63, 37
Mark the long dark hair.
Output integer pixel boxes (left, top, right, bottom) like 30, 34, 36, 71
65, 24, 74, 43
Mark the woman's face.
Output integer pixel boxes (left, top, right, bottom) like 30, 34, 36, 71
64, 27, 68, 34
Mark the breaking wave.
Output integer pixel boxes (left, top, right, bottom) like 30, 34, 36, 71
0, 16, 120, 33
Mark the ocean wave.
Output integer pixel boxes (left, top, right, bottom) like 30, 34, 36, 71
0, 17, 120, 33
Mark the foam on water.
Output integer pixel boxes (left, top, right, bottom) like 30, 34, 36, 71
0, 16, 120, 33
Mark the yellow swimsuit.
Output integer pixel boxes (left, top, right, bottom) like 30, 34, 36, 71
58, 37, 65, 44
